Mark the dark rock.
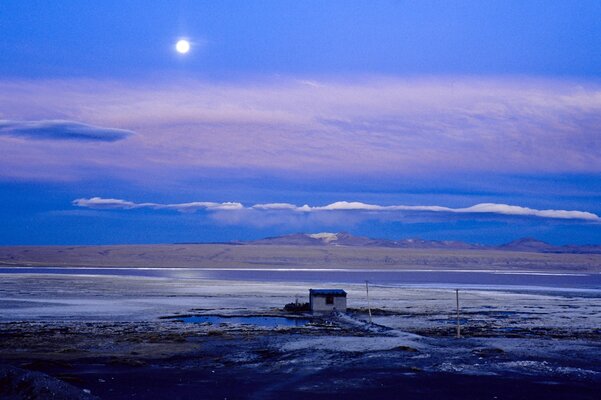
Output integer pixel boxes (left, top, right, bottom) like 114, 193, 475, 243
0, 364, 97, 399
393, 346, 419, 352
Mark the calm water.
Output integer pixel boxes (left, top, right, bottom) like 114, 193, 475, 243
180, 315, 310, 327
1, 267, 601, 292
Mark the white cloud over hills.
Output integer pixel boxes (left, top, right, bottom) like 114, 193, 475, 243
73, 197, 243, 212
73, 197, 600, 222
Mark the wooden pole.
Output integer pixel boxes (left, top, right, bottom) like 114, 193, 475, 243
366, 280, 372, 324
455, 289, 461, 338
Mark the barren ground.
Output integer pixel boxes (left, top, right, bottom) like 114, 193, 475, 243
1, 244, 601, 273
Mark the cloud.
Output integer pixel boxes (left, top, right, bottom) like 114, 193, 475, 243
73, 197, 138, 209
165, 202, 245, 212
297, 201, 599, 221
0, 120, 133, 142
72, 197, 243, 212
454, 203, 600, 221
73, 197, 600, 222
2, 76, 601, 183
251, 203, 299, 210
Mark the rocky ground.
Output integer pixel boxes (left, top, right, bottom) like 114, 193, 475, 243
1, 311, 601, 399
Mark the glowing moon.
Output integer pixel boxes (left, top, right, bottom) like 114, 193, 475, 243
175, 39, 190, 54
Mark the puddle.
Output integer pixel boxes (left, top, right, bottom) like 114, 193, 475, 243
180, 315, 311, 327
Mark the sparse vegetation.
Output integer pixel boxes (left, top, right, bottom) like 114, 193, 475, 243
284, 302, 310, 312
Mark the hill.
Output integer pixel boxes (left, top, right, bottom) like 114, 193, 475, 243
246, 233, 601, 254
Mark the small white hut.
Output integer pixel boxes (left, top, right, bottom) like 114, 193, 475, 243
309, 289, 347, 313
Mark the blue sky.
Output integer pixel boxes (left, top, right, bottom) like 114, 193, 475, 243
1, 1, 601, 245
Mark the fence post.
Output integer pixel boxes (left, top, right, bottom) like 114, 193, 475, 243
455, 289, 461, 338
366, 280, 372, 324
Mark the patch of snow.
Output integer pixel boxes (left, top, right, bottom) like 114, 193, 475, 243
437, 362, 498, 376
554, 367, 599, 376
307, 233, 339, 243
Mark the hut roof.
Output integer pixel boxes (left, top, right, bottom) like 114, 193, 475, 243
309, 289, 347, 296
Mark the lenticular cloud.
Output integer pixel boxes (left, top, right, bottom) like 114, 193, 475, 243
73, 197, 600, 222
73, 197, 243, 212
0, 120, 133, 142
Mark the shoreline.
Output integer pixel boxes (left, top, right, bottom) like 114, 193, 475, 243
2, 265, 597, 275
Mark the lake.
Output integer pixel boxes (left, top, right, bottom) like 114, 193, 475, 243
1, 267, 601, 293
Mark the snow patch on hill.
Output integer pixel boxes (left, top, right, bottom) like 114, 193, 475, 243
307, 233, 339, 243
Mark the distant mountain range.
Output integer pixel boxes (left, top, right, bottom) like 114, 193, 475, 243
239, 232, 601, 254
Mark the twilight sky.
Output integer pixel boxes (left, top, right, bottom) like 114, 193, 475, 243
1, 1, 601, 245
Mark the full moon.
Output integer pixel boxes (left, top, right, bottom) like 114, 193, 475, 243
175, 39, 190, 54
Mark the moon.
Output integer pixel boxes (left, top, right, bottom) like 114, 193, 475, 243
175, 39, 190, 54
